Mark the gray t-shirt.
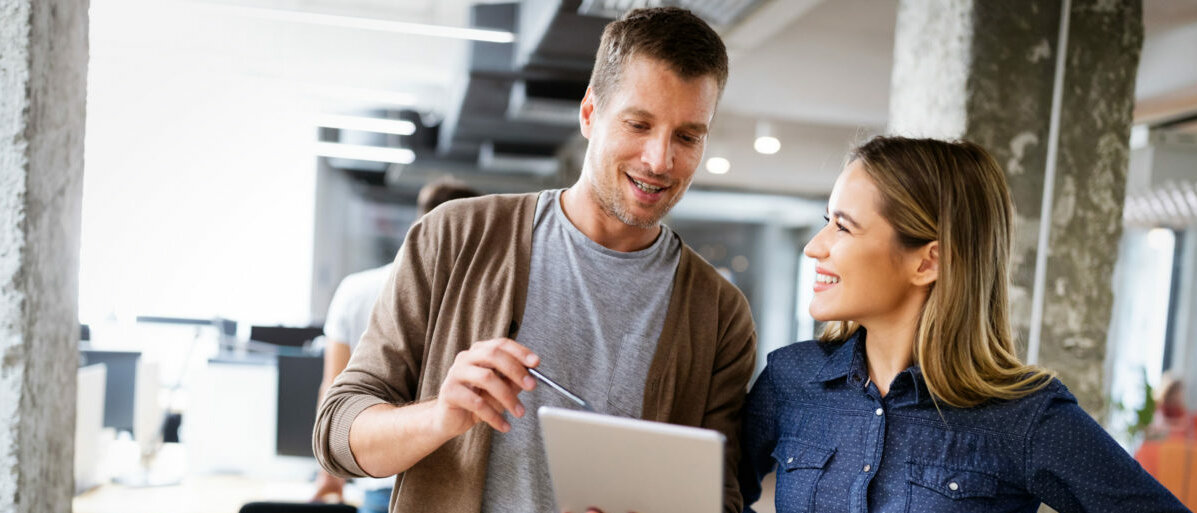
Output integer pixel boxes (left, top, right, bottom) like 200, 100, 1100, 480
481, 189, 681, 513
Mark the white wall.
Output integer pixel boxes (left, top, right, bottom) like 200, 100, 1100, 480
80, 58, 319, 325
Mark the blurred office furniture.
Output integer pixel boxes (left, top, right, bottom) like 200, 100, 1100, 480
276, 355, 323, 458
239, 502, 356, 513
187, 351, 321, 479
215, 317, 239, 348
80, 350, 141, 433
74, 474, 320, 513
250, 325, 324, 349
81, 323, 91, 341
188, 352, 280, 475
76, 363, 110, 493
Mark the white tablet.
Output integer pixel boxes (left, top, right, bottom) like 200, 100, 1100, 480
538, 406, 725, 513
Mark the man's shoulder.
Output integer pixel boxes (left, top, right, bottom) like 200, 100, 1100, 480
677, 244, 748, 303
424, 192, 539, 223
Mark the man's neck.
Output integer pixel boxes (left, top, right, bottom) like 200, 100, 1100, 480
559, 185, 662, 253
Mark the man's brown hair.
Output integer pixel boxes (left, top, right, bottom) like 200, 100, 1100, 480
589, 7, 728, 107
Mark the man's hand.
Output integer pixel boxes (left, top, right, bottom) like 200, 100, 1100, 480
433, 338, 540, 437
310, 470, 345, 503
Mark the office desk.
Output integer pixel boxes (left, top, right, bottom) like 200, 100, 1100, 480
73, 474, 320, 513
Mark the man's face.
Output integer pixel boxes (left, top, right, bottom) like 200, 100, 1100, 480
579, 55, 719, 229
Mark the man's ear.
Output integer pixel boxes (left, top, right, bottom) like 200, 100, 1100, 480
579, 87, 596, 139
911, 241, 939, 287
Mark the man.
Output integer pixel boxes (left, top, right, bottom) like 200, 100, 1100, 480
313, 7, 756, 513
311, 178, 480, 512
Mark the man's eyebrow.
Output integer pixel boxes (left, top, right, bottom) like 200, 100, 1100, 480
831, 209, 862, 229
620, 108, 709, 134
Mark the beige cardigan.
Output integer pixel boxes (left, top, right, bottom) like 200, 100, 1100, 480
313, 192, 757, 513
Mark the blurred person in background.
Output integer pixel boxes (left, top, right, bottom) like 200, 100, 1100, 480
310, 178, 479, 512
1148, 373, 1192, 440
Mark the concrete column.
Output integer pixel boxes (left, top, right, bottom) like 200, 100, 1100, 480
890, 0, 1143, 416
0, 0, 89, 511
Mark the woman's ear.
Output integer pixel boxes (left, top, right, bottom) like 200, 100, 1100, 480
911, 241, 938, 287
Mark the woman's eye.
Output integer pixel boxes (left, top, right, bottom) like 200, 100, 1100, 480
823, 215, 848, 233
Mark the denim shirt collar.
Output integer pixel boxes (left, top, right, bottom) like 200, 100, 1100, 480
808, 328, 930, 407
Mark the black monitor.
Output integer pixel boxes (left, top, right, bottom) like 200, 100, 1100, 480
250, 326, 324, 348
275, 354, 324, 458
79, 350, 140, 433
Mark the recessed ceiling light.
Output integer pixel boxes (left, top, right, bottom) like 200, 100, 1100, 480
706, 157, 731, 174
754, 120, 780, 155
754, 136, 780, 155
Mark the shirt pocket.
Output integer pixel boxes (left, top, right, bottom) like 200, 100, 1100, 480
606, 334, 657, 417
906, 461, 999, 511
771, 438, 834, 513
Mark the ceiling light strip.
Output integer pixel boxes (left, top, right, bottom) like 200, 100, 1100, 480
317, 114, 416, 136
314, 142, 414, 165
209, 4, 516, 43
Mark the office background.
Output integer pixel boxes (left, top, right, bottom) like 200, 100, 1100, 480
2, 0, 1196, 512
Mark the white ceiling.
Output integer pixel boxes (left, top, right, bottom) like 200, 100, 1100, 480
89, 0, 1197, 196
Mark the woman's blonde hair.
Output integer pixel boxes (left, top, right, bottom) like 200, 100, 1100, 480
820, 136, 1053, 408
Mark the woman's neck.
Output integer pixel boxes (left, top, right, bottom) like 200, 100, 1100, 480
861, 300, 924, 397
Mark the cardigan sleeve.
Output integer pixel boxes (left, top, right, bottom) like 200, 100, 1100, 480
312, 213, 440, 478
738, 354, 779, 513
706, 285, 758, 513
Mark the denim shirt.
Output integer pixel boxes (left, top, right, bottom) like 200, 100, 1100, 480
738, 331, 1187, 513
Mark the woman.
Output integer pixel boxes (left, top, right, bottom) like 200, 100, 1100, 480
738, 136, 1186, 512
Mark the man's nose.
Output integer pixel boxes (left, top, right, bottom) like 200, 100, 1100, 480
641, 132, 674, 175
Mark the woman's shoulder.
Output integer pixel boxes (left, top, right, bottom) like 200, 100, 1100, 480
946, 376, 1076, 433
769, 338, 842, 361
762, 339, 849, 378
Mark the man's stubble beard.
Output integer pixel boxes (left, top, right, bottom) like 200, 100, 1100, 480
588, 163, 688, 230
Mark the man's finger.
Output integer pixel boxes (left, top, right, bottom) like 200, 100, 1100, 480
448, 384, 510, 432
462, 366, 526, 417
470, 338, 539, 392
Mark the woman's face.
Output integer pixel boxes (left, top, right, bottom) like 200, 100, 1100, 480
803, 160, 931, 326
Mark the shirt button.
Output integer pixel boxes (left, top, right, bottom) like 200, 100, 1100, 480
874, 408, 883, 416
862, 464, 871, 472
948, 482, 959, 491
786, 457, 794, 464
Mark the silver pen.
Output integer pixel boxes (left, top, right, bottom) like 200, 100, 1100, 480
527, 367, 595, 412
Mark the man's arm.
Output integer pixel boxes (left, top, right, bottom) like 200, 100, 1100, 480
346, 338, 541, 477
313, 214, 541, 478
